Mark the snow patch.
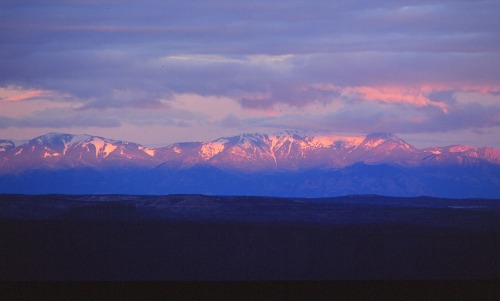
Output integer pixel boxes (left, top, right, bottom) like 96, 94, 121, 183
201, 141, 225, 159
173, 146, 182, 154
140, 146, 155, 157
308, 135, 364, 148
308, 136, 336, 148
268, 136, 288, 151
364, 139, 385, 150
102, 143, 118, 157
81, 138, 118, 158
448, 145, 474, 153
42, 152, 61, 158
87, 139, 105, 158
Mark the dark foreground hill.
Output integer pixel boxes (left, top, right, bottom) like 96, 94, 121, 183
0, 194, 499, 280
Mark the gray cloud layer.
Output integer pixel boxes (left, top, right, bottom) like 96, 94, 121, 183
0, 0, 499, 143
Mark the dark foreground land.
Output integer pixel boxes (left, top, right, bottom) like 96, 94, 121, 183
0, 194, 499, 280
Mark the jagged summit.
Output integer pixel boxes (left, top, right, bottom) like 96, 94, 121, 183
1, 131, 499, 198
0, 132, 156, 172
0, 131, 498, 174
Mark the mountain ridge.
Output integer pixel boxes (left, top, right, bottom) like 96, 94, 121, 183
1, 131, 499, 198
1, 131, 499, 173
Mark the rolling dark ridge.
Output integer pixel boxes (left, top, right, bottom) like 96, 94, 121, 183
1, 161, 499, 198
0, 194, 499, 280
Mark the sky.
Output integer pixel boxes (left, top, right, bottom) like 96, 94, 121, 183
1, 0, 499, 148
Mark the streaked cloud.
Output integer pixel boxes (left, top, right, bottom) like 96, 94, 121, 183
0, 0, 499, 147
0, 86, 54, 103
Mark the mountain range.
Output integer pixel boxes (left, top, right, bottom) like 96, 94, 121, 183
1, 131, 499, 198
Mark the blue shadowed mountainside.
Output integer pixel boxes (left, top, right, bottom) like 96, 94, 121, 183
1, 132, 499, 198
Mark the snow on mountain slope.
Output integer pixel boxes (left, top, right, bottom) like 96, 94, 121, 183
0, 133, 160, 173
204, 131, 419, 170
0, 131, 499, 173
477, 147, 500, 165
345, 133, 418, 166
418, 145, 500, 166
200, 140, 227, 160
307, 135, 364, 149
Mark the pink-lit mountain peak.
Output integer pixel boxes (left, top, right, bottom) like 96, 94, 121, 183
217, 130, 366, 150
154, 130, 497, 171
29, 132, 120, 157
0, 132, 157, 172
1, 131, 499, 174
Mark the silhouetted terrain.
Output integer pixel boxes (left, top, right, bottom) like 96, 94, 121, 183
0, 194, 498, 280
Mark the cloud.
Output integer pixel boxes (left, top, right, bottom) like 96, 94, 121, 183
233, 94, 500, 137
217, 114, 243, 129
0, 0, 499, 147
0, 102, 208, 129
0, 108, 121, 129
0, 87, 48, 103
308, 84, 449, 112
0, 86, 77, 105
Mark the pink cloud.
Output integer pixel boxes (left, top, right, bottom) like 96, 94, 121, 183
309, 83, 500, 113
0, 88, 48, 103
309, 83, 448, 112
344, 86, 449, 113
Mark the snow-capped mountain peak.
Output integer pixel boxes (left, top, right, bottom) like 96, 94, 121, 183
0, 132, 159, 172
1, 131, 499, 198
0, 131, 498, 174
